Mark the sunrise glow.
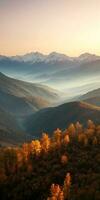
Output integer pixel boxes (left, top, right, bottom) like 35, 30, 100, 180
0, 0, 100, 56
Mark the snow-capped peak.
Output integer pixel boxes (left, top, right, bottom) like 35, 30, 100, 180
11, 52, 46, 63
11, 51, 73, 63
45, 52, 73, 63
1, 51, 100, 64
77, 53, 100, 62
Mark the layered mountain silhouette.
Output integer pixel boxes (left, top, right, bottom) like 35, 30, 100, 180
0, 52, 100, 144
0, 52, 100, 90
9, 52, 100, 63
0, 72, 58, 144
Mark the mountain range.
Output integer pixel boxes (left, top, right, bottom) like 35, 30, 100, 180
0, 52, 100, 92
0, 51, 100, 145
8, 52, 100, 63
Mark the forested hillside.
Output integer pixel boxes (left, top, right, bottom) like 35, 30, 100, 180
0, 120, 100, 200
26, 101, 100, 136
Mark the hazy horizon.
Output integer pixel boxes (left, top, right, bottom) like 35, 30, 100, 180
1, 50, 100, 57
0, 0, 100, 56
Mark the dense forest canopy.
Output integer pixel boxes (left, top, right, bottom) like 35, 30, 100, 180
0, 120, 100, 200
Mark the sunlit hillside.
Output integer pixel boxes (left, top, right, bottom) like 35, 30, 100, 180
0, 120, 100, 200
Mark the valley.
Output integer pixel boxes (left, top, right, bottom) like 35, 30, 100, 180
0, 72, 59, 144
0, 52, 100, 145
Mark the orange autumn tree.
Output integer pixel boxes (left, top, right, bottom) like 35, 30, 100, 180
53, 128, 62, 146
41, 133, 51, 152
63, 173, 71, 200
47, 173, 71, 200
31, 140, 41, 155
75, 122, 83, 134
47, 184, 64, 200
68, 124, 76, 137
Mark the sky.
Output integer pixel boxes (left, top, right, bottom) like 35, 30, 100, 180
0, 0, 100, 56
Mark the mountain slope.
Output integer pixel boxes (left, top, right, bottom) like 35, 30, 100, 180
26, 101, 100, 137
84, 97, 100, 107
0, 72, 59, 144
79, 88, 100, 99
79, 88, 100, 106
0, 72, 58, 113
0, 108, 28, 145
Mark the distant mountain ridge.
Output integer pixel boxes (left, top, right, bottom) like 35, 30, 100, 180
0, 52, 100, 63
0, 52, 100, 91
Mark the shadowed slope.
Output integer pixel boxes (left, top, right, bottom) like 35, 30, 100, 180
26, 101, 100, 137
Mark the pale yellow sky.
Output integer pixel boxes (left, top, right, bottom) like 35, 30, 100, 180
0, 0, 100, 56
